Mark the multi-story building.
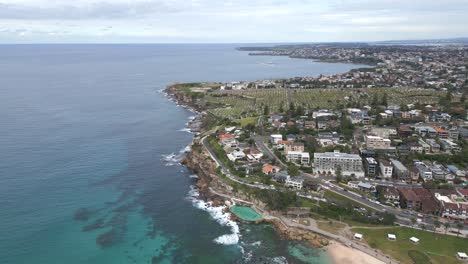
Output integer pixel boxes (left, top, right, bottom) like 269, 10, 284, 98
365, 135, 391, 149
285, 176, 304, 189
425, 139, 440, 153
433, 190, 468, 220
432, 126, 449, 139
379, 159, 393, 179
418, 139, 431, 153
314, 151, 364, 177
363, 157, 379, 177
448, 127, 459, 141
398, 187, 439, 214
285, 142, 305, 154
286, 151, 310, 164
390, 159, 409, 182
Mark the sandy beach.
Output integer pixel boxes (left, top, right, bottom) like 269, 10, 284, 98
327, 242, 385, 264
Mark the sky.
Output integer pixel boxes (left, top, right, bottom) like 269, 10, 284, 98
0, 0, 467, 43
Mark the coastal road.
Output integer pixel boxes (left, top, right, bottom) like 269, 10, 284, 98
200, 136, 274, 190
252, 135, 287, 168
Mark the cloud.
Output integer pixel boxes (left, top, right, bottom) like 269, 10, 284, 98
0, 0, 467, 43
0, 1, 184, 20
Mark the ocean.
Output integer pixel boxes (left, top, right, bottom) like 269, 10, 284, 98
0, 44, 360, 264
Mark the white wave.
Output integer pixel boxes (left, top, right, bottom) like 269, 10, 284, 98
161, 145, 190, 166
239, 245, 253, 262
189, 174, 199, 179
186, 185, 240, 246
250, 241, 261, 246
178, 127, 192, 133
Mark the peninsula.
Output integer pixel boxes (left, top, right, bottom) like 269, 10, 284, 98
165, 43, 468, 264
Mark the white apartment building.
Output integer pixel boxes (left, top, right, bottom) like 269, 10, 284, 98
379, 160, 393, 178
286, 151, 310, 164
365, 135, 391, 149
314, 151, 364, 177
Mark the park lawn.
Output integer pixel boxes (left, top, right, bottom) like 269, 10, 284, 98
316, 220, 347, 235
352, 226, 468, 264
236, 116, 258, 127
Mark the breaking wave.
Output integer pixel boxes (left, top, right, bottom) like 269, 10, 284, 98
186, 185, 240, 246
161, 145, 191, 166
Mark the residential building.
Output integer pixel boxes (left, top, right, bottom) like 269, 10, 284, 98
262, 164, 281, 175
414, 161, 433, 181
285, 176, 304, 189
432, 126, 449, 139
425, 139, 440, 153
398, 125, 413, 138
415, 126, 437, 137
398, 187, 439, 214
365, 135, 391, 149
378, 186, 400, 205
227, 149, 246, 161
370, 127, 397, 138
390, 159, 409, 182
440, 139, 461, 153
314, 151, 364, 177
379, 159, 393, 179
286, 151, 310, 164
270, 134, 283, 144
285, 142, 305, 154
448, 127, 459, 141
433, 190, 468, 220
363, 157, 379, 177
418, 139, 431, 153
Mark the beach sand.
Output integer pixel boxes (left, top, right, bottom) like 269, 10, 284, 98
327, 242, 385, 264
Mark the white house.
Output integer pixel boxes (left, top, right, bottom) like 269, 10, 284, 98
227, 150, 245, 161
271, 134, 283, 144
285, 176, 304, 189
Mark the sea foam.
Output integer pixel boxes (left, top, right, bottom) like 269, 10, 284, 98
186, 185, 240, 246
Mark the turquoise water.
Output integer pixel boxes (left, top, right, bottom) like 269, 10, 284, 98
0, 44, 361, 263
231, 206, 263, 221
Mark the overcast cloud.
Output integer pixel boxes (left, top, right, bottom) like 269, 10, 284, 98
0, 0, 467, 43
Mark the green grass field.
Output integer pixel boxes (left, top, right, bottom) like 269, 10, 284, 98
198, 87, 442, 119
352, 227, 468, 264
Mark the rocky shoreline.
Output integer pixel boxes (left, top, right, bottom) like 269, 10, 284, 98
164, 84, 329, 249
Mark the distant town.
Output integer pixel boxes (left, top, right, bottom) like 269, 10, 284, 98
166, 42, 468, 264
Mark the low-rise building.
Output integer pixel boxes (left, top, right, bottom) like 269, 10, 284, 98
433, 190, 468, 220
286, 151, 310, 165
284, 142, 305, 154
390, 159, 409, 182
262, 164, 281, 175
285, 176, 304, 189
398, 187, 439, 214
270, 134, 283, 144
365, 135, 391, 149
425, 139, 440, 153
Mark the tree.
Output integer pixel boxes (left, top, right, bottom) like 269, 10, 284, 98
381, 92, 388, 107
289, 102, 295, 112
371, 93, 379, 106
443, 222, 450, 235
433, 219, 441, 235
263, 105, 270, 116
455, 220, 464, 237
279, 102, 284, 113
287, 163, 300, 177
461, 92, 466, 103
335, 165, 343, 183
411, 217, 417, 228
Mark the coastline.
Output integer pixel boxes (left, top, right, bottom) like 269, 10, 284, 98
164, 84, 389, 264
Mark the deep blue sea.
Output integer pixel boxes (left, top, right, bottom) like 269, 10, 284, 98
0, 44, 360, 264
